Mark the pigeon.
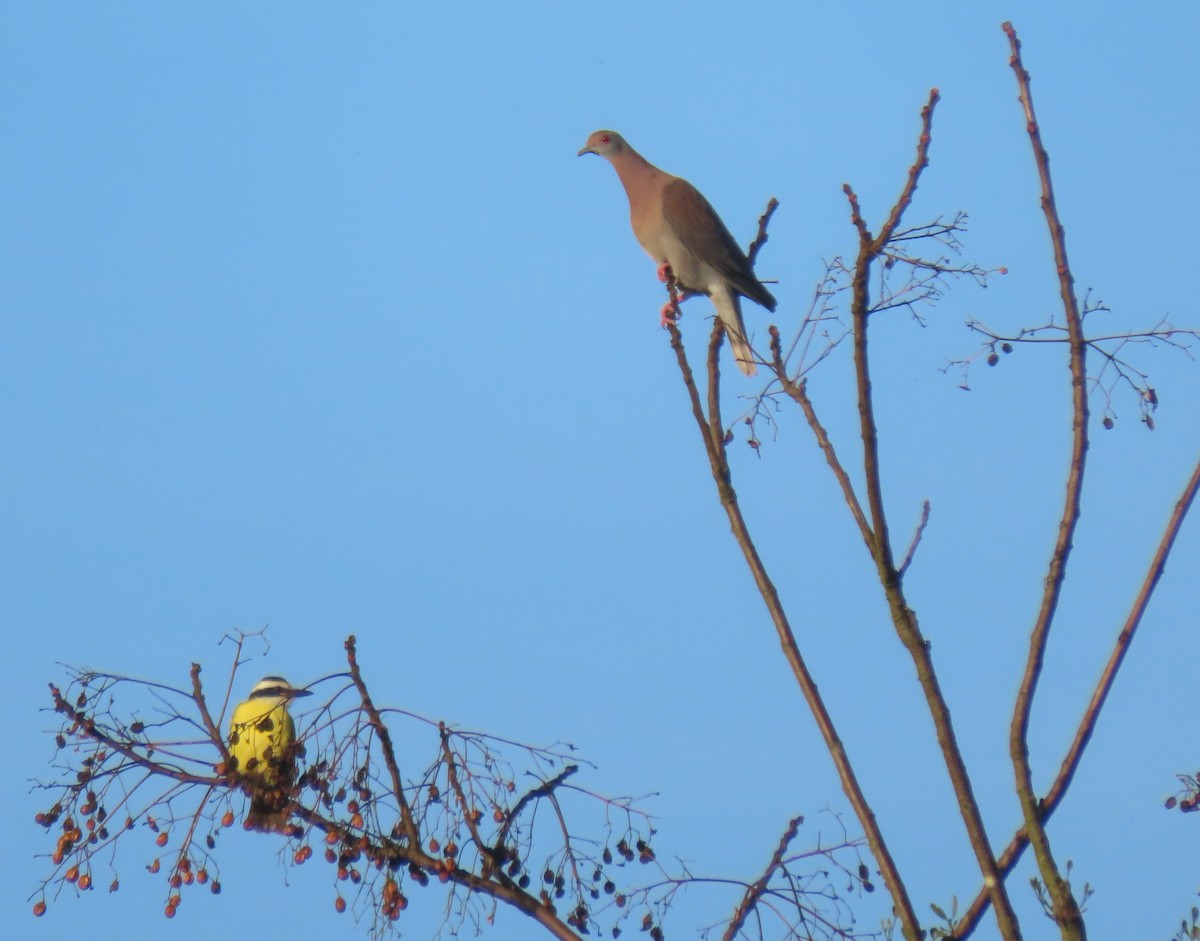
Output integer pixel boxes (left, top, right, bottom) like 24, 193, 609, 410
578, 129, 776, 375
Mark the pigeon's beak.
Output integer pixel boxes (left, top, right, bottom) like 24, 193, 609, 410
577, 145, 594, 157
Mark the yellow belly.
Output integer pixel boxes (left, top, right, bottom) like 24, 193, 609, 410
227, 699, 295, 785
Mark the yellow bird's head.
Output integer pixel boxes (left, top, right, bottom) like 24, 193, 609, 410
247, 675, 313, 705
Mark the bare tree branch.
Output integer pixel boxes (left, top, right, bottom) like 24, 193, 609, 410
897, 501, 931, 579
1002, 21, 1089, 939
37, 633, 871, 941
772, 366, 874, 554
665, 308, 924, 941
346, 634, 421, 847
950, 450, 1200, 938
748, 198, 780, 269
723, 816, 803, 941
949, 313, 1195, 426
842, 87, 1023, 941
189, 663, 228, 764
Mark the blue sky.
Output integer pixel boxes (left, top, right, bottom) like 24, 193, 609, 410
4, 3, 1198, 940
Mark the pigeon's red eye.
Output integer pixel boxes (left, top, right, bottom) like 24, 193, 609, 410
601, 135, 610, 143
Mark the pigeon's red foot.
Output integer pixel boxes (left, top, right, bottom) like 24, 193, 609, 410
656, 262, 674, 284
660, 301, 681, 328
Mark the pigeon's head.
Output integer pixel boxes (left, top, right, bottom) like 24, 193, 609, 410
577, 129, 629, 159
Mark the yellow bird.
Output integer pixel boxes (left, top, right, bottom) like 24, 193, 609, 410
227, 675, 312, 832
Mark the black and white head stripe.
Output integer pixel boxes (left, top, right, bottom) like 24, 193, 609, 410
248, 676, 312, 699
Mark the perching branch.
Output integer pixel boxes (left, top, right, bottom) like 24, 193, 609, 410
35, 640, 658, 941
37, 633, 870, 941
665, 298, 923, 940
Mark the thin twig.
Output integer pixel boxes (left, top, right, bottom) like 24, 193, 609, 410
873, 90, 939, 251
770, 362, 873, 553
898, 501, 931, 579
494, 764, 579, 857
722, 816, 803, 941
294, 803, 585, 941
439, 725, 491, 866
47, 684, 217, 787
344, 635, 420, 845
189, 663, 228, 761
748, 198, 780, 269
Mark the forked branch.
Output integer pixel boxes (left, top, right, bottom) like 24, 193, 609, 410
842, 88, 1022, 941
665, 303, 922, 940
950, 450, 1200, 938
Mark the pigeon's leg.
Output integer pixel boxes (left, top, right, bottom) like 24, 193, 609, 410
657, 263, 698, 326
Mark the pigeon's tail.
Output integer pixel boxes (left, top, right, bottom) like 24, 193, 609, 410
712, 287, 757, 376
